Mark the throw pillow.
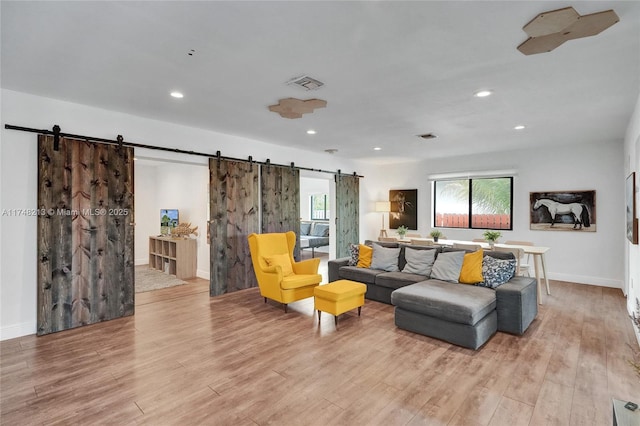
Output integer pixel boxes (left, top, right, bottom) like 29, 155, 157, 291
402, 247, 437, 276
478, 255, 516, 289
312, 223, 330, 237
430, 251, 465, 283
348, 243, 360, 266
356, 244, 373, 268
300, 222, 311, 236
370, 244, 400, 272
263, 253, 294, 277
459, 249, 484, 284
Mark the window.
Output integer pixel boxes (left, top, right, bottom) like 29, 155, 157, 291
311, 194, 330, 220
433, 177, 513, 230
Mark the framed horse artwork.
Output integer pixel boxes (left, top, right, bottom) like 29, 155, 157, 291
530, 190, 596, 232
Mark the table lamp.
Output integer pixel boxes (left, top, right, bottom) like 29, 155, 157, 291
375, 201, 391, 238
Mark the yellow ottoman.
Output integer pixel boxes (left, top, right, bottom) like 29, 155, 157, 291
314, 280, 367, 327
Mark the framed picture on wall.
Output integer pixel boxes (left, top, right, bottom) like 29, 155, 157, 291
627, 172, 638, 244
529, 190, 596, 232
389, 189, 417, 230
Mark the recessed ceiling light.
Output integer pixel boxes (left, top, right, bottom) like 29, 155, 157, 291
306, 129, 317, 135
514, 125, 526, 130
374, 147, 382, 151
170, 91, 184, 98
474, 90, 492, 98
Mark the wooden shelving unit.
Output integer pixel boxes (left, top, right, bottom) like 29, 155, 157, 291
148, 236, 197, 280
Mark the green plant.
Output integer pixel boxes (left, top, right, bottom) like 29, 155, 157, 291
483, 230, 502, 242
397, 225, 409, 237
429, 230, 443, 238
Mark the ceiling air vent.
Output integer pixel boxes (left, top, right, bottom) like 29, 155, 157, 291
287, 75, 324, 91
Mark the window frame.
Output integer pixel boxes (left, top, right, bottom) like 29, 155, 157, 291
433, 176, 514, 231
310, 193, 330, 220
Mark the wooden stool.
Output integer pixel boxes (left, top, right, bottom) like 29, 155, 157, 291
314, 280, 367, 327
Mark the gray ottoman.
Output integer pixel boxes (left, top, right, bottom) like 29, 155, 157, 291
495, 276, 538, 335
391, 280, 498, 350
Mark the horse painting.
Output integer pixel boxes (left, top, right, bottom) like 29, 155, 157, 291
533, 198, 591, 229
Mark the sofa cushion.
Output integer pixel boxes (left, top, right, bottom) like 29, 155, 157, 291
300, 222, 312, 236
375, 271, 428, 289
459, 249, 484, 284
391, 280, 496, 326
312, 223, 330, 237
430, 251, 465, 283
356, 244, 373, 268
402, 247, 437, 276
338, 265, 383, 284
370, 244, 400, 272
478, 256, 516, 289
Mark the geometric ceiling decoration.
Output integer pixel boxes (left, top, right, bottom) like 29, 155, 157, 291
268, 98, 327, 119
518, 7, 619, 55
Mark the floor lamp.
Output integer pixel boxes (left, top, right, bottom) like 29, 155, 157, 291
375, 201, 391, 239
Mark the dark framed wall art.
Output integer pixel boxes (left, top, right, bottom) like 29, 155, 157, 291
627, 172, 638, 244
530, 190, 596, 232
389, 189, 417, 230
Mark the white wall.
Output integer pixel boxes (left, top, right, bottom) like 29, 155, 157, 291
624, 93, 640, 342
0, 89, 363, 340
361, 141, 625, 288
134, 164, 158, 265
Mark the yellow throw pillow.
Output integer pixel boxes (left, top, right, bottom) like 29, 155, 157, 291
356, 244, 373, 268
459, 249, 484, 284
264, 253, 294, 277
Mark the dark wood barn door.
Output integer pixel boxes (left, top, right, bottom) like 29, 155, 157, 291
335, 174, 360, 258
209, 158, 259, 296
260, 164, 300, 259
37, 135, 135, 335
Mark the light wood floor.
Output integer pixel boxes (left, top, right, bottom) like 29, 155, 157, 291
1, 278, 639, 425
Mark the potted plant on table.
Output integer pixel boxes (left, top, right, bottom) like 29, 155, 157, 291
483, 230, 502, 248
429, 229, 443, 242
396, 225, 409, 239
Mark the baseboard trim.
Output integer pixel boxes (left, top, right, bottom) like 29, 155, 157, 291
196, 269, 209, 280
548, 272, 622, 289
1, 321, 36, 341
135, 258, 148, 266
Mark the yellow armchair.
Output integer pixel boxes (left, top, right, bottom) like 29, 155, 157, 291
248, 231, 322, 313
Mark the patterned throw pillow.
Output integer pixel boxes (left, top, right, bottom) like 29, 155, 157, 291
477, 255, 516, 289
348, 243, 360, 266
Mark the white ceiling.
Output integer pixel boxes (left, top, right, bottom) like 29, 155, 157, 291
2, 1, 639, 164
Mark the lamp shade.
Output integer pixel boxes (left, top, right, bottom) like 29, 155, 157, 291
375, 201, 391, 212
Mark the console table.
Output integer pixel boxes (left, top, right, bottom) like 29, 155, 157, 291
148, 236, 197, 280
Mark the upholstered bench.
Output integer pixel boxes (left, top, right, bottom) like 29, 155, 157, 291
314, 280, 367, 327
391, 280, 498, 350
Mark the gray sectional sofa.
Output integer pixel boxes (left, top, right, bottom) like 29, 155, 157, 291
328, 241, 538, 349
